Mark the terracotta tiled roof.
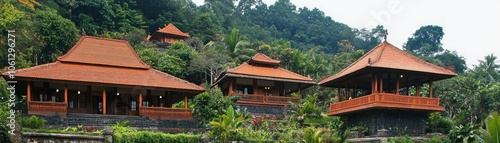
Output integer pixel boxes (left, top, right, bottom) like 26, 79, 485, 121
3, 36, 204, 92
226, 62, 315, 84
156, 23, 190, 38
58, 36, 150, 69
249, 52, 281, 65
319, 41, 457, 85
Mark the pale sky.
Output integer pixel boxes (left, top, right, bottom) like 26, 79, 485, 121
192, 0, 500, 68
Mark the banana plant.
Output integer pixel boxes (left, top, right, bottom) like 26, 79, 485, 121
209, 105, 245, 142
480, 112, 500, 143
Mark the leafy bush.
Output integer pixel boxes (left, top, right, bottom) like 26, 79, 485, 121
172, 99, 194, 109
427, 113, 453, 134
303, 127, 325, 143
192, 88, 235, 127
113, 131, 200, 143
19, 115, 46, 129
448, 123, 481, 143
111, 120, 200, 143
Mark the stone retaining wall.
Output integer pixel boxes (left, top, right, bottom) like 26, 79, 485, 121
22, 132, 112, 143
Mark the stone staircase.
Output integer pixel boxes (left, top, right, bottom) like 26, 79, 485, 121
64, 114, 158, 130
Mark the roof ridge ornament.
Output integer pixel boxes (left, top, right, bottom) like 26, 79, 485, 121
258, 46, 262, 53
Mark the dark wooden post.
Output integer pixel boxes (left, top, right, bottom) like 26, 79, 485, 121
429, 82, 433, 98
228, 79, 234, 96
337, 88, 341, 102
297, 83, 301, 99
416, 77, 421, 97
379, 75, 383, 93
396, 77, 400, 95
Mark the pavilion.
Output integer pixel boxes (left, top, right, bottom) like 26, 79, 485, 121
319, 40, 457, 136
2, 36, 204, 120
214, 50, 315, 107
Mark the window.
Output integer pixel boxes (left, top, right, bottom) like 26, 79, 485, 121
236, 85, 254, 95
131, 100, 137, 111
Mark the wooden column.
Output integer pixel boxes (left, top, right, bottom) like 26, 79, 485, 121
138, 92, 143, 108
405, 77, 409, 95
374, 75, 378, 93
429, 82, 433, 98
396, 78, 400, 95
228, 80, 233, 96
416, 77, 420, 97
337, 88, 341, 102
102, 89, 106, 115
184, 95, 188, 109
253, 79, 257, 95
27, 82, 31, 110
64, 84, 68, 104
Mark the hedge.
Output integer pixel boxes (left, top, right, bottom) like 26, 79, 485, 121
113, 131, 200, 143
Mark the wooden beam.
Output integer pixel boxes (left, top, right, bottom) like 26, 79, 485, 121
184, 95, 188, 109
27, 82, 31, 110
102, 89, 106, 115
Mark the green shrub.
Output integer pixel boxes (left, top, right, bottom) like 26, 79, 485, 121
192, 88, 235, 127
19, 115, 46, 129
427, 113, 453, 134
424, 134, 451, 143
387, 136, 414, 143
448, 123, 481, 143
172, 99, 194, 109
113, 131, 200, 143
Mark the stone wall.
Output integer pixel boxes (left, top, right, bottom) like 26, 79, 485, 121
236, 105, 289, 120
22, 132, 112, 143
342, 109, 430, 137
157, 119, 199, 128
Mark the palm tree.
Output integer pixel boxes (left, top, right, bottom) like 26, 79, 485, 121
475, 54, 499, 82
224, 28, 242, 55
479, 112, 500, 143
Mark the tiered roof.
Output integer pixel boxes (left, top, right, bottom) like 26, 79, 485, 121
155, 23, 190, 38
4, 36, 204, 92
319, 41, 457, 86
217, 51, 315, 84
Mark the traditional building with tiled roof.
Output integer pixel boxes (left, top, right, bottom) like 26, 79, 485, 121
213, 49, 315, 109
2, 36, 204, 120
319, 40, 457, 136
147, 23, 190, 44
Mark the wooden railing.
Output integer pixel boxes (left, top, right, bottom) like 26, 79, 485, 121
28, 101, 67, 116
329, 93, 442, 115
231, 93, 299, 105
139, 107, 192, 120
